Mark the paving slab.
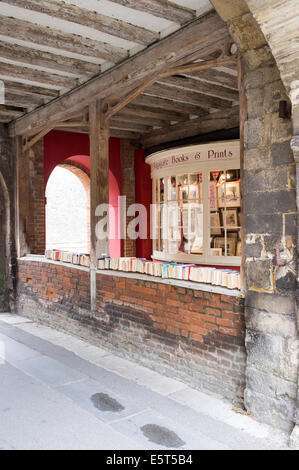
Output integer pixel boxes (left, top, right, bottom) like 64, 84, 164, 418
0, 363, 142, 450
110, 409, 229, 450
58, 377, 148, 424
0, 314, 290, 450
0, 313, 32, 325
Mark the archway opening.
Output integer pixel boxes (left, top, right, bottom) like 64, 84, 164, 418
46, 165, 90, 254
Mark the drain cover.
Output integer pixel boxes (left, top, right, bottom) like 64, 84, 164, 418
90, 393, 125, 412
141, 424, 185, 448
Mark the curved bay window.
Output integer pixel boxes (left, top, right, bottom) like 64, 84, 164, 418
146, 140, 241, 266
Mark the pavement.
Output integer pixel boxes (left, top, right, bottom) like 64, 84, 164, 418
0, 312, 290, 450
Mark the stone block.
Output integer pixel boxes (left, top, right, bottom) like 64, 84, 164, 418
283, 337, 299, 383
245, 238, 263, 257
275, 266, 296, 295
245, 330, 283, 374
245, 291, 295, 315
246, 329, 298, 383
289, 424, 299, 449
272, 141, 294, 166
285, 213, 297, 237
246, 87, 264, 119
243, 146, 270, 171
229, 13, 266, 53
244, 168, 288, 193
245, 368, 297, 431
245, 63, 280, 90
265, 113, 293, 145
210, 0, 249, 21
245, 309, 297, 337
264, 81, 290, 115
246, 259, 272, 290
246, 366, 297, 401
288, 164, 296, 189
243, 45, 274, 70
245, 214, 282, 235
244, 118, 264, 149
244, 190, 296, 215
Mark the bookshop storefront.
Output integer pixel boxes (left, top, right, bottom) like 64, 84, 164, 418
18, 138, 246, 406
12, 5, 298, 440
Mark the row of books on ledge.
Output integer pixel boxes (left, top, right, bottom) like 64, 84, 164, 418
45, 250, 91, 267
44, 250, 240, 290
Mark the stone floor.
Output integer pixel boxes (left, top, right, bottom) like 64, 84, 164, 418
0, 312, 290, 450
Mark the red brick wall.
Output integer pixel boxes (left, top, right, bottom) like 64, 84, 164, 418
27, 141, 45, 254
17, 260, 246, 402
121, 141, 136, 257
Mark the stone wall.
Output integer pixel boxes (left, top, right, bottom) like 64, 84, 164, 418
0, 124, 16, 311
243, 60, 298, 432
17, 259, 246, 403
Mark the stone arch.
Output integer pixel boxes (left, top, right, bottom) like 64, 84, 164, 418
0, 171, 11, 311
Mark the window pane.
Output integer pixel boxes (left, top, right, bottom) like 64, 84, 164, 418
179, 202, 203, 255
168, 176, 177, 201
189, 173, 202, 199
178, 174, 188, 202
159, 178, 165, 202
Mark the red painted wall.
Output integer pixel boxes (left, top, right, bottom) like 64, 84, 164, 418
44, 130, 122, 257
135, 148, 152, 259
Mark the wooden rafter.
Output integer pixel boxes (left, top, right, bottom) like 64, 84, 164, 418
0, 40, 101, 77
9, 12, 229, 137
4, 0, 158, 46
105, 56, 237, 121
0, 16, 128, 63
0, 62, 77, 89
157, 76, 239, 101
108, 0, 196, 24
142, 107, 240, 147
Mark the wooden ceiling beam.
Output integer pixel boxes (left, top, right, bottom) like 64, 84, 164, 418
158, 76, 239, 101
0, 40, 101, 77
131, 94, 207, 116
143, 82, 232, 109
189, 69, 238, 89
0, 16, 128, 63
114, 111, 167, 127
3, 81, 59, 100
4, 0, 158, 46
9, 12, 229, 136
0, 106, 25, 122
122, 103, 188, 122
110, 120, 152, 133
54, 126, 142, 141
4, 92, 44, 110
109, 0, 196, 24
142, 107, 240, 147
0, 62, 77, 89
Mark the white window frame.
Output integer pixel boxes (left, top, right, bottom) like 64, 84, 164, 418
147, 141, 241, 267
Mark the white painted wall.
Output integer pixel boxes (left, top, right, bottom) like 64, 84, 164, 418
46, 167, 88, 253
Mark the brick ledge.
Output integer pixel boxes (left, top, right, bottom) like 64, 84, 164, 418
19, 255, 243, 298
